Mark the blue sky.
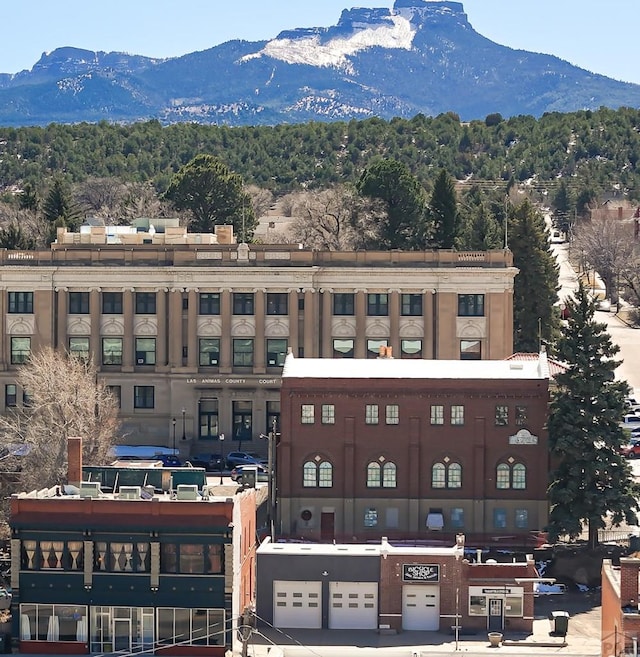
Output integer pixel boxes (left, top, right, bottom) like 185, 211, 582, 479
2, 1, 638, 84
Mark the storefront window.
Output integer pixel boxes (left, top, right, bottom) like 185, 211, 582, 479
469, 596, 487, 616
505, 595, 523, 617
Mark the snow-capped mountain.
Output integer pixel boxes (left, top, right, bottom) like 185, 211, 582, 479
0, 0, 639, 127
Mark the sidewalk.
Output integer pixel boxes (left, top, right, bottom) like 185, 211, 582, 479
244, 612, 600, 656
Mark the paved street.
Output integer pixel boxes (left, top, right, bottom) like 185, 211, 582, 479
551, 241, 640, 393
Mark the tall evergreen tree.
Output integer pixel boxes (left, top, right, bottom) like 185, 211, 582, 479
42, 177, 82, 243
163, 154, 256, 239
357, 158, 430, 249
509, 200, 559, 352
18, 183, 39, 212
430, 168, 459, 248
547, 283, 638, 548
456, 202, 502, 251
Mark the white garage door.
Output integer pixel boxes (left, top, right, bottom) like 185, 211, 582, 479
273, 580, 322, 629
328, 582, 378, 630
402, 584, 440, 631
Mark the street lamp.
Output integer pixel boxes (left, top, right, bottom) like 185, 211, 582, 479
171, 417, 176, 456
219, 433, 225, 484
181, 407, 186, 440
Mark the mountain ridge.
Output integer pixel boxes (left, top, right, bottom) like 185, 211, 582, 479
0, 0, 639, 127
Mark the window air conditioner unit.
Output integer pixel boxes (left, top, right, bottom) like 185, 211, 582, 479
176, 484, 199, 500
209, 355, 219, 365
268, 359, 276, 366
79, 481, 101, 498
136, 358, 145, 365
119, 486, 142, 500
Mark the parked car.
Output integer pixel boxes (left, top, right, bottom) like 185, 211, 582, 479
549, 229, 566, 244
621, 412, 640, 426
230, 464, 269, 484
620, 439, 640, 458
187, 453, 224, 472
225, 451, 267, 469
596, 298, 612, 312
156, 454, 183, 467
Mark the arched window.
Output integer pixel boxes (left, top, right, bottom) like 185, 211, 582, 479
432, 463, 446, 488
496, 463, 510, 489
496, 462, 527, 489
367, 462, 381, 487
303, 460, 333, 487
432, 462, 461, 488
512, 463, 526, 489
367, 461, 397, 488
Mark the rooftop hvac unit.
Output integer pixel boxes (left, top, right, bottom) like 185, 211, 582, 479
79, 481, 101, 498
119, 486, 142, 500
176, 484, 199, 500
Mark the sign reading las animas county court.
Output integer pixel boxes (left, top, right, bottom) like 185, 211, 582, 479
402, 564, 440, 582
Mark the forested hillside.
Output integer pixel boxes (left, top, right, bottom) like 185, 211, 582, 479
1, 108, 639, 205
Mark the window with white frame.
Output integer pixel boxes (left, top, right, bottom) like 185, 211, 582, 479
385, 404, 399, 424
301, 404, 315, 424
451, 405, 464, 425
366, 461, 397, 488
431, 462, 462, 488
430, 404, 444, 425
365, 404, 379, 424
321, 404, 335, 424
303, 460, 333, 487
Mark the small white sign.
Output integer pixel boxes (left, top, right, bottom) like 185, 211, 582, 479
509, 429, 538, 445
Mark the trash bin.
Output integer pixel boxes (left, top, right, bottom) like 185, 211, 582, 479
549, 611, 569, 636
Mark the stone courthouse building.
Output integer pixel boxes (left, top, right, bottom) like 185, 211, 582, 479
0, 223, 516, 455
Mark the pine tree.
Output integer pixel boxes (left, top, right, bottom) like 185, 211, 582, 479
430, 169, 459, 249
547, 283, 639, 548
357, 158, 430, 249
509, 200, 559, 352
41, 177, 82, 242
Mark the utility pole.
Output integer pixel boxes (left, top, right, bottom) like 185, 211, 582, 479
238, 606, 254, 657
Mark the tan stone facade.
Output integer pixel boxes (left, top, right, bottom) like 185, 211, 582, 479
0, 241, 516, 458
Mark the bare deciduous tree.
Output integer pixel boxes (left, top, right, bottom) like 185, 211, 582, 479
246, 184, 274, 220
0, 348, 121, 494
288, 185, 386, 250
571, 216, 636, 305
74, 177, 128, 218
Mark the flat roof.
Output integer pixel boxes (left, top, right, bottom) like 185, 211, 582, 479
257, 539, 460, 558
282, 353, 549, 381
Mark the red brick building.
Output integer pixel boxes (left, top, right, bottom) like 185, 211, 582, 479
602, 557, 640, 657
277, 351, 551, 543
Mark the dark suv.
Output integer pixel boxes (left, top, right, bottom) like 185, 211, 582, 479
188, 453, 224, 472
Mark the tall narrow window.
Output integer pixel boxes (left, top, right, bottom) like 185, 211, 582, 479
385, 404, 399, 425
365, 404, 379, 425
451, 405, 465, 425
5, 384, 17, 408
430, 405, 444, 425
232, 400, 253, 441
321, 404, 335, 424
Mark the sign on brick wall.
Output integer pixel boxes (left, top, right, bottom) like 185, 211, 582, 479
402, 563, 440, 582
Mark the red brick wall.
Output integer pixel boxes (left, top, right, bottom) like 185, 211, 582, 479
67, 436, 83, 487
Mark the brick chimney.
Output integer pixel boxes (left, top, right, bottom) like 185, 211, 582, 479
67, 436, 83, 488
619, 558, 640, 607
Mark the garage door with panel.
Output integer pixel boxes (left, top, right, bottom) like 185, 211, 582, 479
273, 581, 322, 629
402, 584, 440, 630
328, 582, 378, 630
